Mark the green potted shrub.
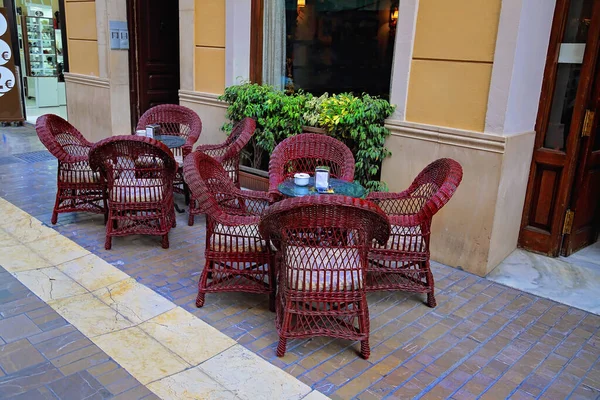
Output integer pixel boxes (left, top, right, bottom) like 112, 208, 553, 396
218, 83, 395, 192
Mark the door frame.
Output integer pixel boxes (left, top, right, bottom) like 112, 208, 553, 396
519, 0, 600, 255
126, 0, 140, 130
562, 48, 600, 255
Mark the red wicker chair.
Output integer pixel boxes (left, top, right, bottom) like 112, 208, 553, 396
36, 114, 106, 224
136, 104, 202, 201
89, 136, 177, 250
268, 133, 355, 202
188, 117, 256, 226
183, 151, 274, 309
259, 195, 390, 359
366, 158, 463, 308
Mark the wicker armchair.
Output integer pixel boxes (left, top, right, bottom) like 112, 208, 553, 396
136, 104, 202, 201
366, 158, 463, 308
188, 117, 256, 226
268, 133, 355, 202
183, 151, 274, 309
89, 136, 177, 250
259, 195, 390, 359
36, 114, 106, 224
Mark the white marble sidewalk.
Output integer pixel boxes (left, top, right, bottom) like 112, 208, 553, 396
488, 248, 600, 315
0, 197, 328, 400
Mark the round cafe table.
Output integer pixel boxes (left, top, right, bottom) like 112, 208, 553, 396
278, 177, 366, 198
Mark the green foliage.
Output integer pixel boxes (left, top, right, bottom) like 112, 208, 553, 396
218, 83, 395, 191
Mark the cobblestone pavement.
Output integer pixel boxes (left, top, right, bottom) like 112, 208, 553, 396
0, 265, 158, 400
1, 126, 600, 399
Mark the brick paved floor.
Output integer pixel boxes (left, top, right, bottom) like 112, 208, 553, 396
1, 126, 600, 399
0, 265, 158, 400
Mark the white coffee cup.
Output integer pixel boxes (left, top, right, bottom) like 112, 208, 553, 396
294, 173, 310, 186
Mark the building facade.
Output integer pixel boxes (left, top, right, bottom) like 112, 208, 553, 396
5, 0, 599, 277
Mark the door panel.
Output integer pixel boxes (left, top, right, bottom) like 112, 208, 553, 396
520, 0, 600, 255
563, 59, 600, 255
129, 0, 180, 125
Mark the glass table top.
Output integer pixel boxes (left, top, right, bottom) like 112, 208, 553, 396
278, 177, 366, 198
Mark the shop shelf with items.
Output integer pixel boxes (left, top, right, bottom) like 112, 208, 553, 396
22, 16, 58, 77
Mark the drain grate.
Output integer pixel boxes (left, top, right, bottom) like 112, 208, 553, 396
0, 156, 24, 166
13, 150, 56, 164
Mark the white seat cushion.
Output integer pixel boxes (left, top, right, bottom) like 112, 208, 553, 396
174, 155, 184, 168
210, 223, 265, 252
59, 167, 101, 184
285, 246, 363, 291
385, 225, 424, 252
110, 178, 164, 202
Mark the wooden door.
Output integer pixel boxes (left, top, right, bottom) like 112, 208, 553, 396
128, 0, 180, 126
519, 0, 600, 256
562, 56, 600, 255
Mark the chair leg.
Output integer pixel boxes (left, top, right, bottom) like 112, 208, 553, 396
105, 211, 113, 250
425, 263, 436, 308
195, 292, 206, 308
276, 337, 287, 357
269, 291, 276, 313
196, 261, 211, 307
51, 191, 61, 225
161, 233, 169, 249
360, 340, 370, 360
184, 183, 190, 206
188, 213, 194, 226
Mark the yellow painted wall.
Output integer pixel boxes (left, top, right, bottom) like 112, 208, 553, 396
194, 0, 225, 94
406, 0, 502, 131
64, 0, 98, 76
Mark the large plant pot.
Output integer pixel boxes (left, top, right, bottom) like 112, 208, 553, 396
302, 126, 327, 134
239, 165, 269, 192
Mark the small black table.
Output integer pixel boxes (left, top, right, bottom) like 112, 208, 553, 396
278, 177, 366, 199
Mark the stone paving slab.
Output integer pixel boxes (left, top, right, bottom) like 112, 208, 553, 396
1, 126, 600, 399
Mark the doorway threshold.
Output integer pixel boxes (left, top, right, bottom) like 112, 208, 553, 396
487, 245, 600, 315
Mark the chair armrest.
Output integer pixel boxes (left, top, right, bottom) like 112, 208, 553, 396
234, 188, 271, 216
213, 213, 260, 229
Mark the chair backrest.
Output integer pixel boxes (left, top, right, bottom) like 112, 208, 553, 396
407, 158, 462, 220
197, 118, 256, 186
89, 136, 176, 201
259, 195, 390, 292
36, 114, 92, 162
136, 104, 202, 148
183, 151, 246, 220
268, 133, 355, 195
220, 117, 256, 162
379, 158, 463, 223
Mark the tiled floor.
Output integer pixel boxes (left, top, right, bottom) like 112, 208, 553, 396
1, 125, 600, 399
0, 265, 157, 400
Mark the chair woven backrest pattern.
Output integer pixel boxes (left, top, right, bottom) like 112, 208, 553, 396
196, 117, 256, 186
36, 114, 92, 162
268, 133, 355, 197
136, 104, 202, 157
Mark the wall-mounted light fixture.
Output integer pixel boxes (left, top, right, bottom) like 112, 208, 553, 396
390, 6, 399, 27
298, 0, 306, 8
